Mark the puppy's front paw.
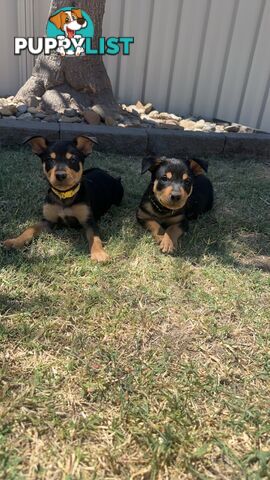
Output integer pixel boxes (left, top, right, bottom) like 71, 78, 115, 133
159, 234, 175, 254
155, 234, 164, 245
91, 249, 110, 262
3, 238, 23, 249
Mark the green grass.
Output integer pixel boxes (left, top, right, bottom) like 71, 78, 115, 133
0, 146, 270, 479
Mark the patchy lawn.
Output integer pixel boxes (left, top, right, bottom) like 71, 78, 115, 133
0, 146, 270, 480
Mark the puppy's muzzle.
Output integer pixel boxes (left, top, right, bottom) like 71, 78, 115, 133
170, 193, 181, 202
56, 171, 67, 181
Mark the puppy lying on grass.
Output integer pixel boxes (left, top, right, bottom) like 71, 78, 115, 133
137, 155, 213, 254
3, 136, 123, 262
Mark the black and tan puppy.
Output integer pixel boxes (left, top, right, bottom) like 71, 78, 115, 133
3, 136, 123, 262
137, 155, 213, 254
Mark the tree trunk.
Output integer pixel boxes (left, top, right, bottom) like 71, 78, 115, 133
15, 0, 135, 122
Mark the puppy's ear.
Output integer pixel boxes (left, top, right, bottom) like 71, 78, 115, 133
187, 158, 208, 176
73, 136, 98, 156
23, 136, 48, 155
141, 155, 163, 174
71, 8, 83, 18
49, 12, 63, 30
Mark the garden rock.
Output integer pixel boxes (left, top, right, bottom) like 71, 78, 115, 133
148, 110, 159, 119
28, 96, 41, 108
105, 116, 118, 127
195, 119, 206, 129
59, 116, 82, 123
63, 108, 78, 117
180, 119, 196, 130
0, 105, 17, 116
144, 103, 153, 114
0, 95, 261, 134
92, 105, 107, 121
34, 112, 47, 119
17, 112, 33, 120
83, 109, 101, 125
225, 124, 240, 133
28, 107, 40, 114
44, 114, 59, 122
17, 104, 28, 114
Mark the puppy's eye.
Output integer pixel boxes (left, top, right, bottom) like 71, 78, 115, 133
72, 14, 76, 20
160, 175, 169, 182
65, 17, 70, 23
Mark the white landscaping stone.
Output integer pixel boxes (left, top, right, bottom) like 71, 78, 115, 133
148, 110, 160, 118
0, 105, 17, 116
158, 112, 175, 120
144, 103, 153, 114
195, 119, 206, 128
169, 113, 182, 121
180, 119, 196, 130
92, 105, 107, 121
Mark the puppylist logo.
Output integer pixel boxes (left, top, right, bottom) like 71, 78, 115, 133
15, 7, 134, 57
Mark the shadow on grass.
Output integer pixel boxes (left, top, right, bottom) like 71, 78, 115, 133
1, 198, 269, 275
1, 149, 269, 275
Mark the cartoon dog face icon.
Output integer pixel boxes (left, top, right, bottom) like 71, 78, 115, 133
49, 8, 88, 55
50, 9, 87, 38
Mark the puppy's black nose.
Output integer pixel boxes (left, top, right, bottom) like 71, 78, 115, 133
77, 17, 85, 25
171, 193, 181, 202
56, 172, 67, 181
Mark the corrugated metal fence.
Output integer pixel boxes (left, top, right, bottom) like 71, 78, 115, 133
1, 0, 270, 131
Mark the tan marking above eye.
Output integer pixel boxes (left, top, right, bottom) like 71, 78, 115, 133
50, 152, 56, 159
183, 173, 189, 180
166, 172, 173, 179
66, 152, 73, 160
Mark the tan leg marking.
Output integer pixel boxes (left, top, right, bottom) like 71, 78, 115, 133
86, 229, 110, 262
3, 222, 50, 249
160, 225, 184, 254
144, 220, 165, 244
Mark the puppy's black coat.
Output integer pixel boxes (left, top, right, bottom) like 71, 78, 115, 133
185, 173, 214, 220
4, 136, 123, 262
45, 167, 123, 225
137, 155, 213, 253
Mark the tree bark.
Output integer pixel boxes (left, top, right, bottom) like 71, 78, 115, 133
15, 0, 133, 122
